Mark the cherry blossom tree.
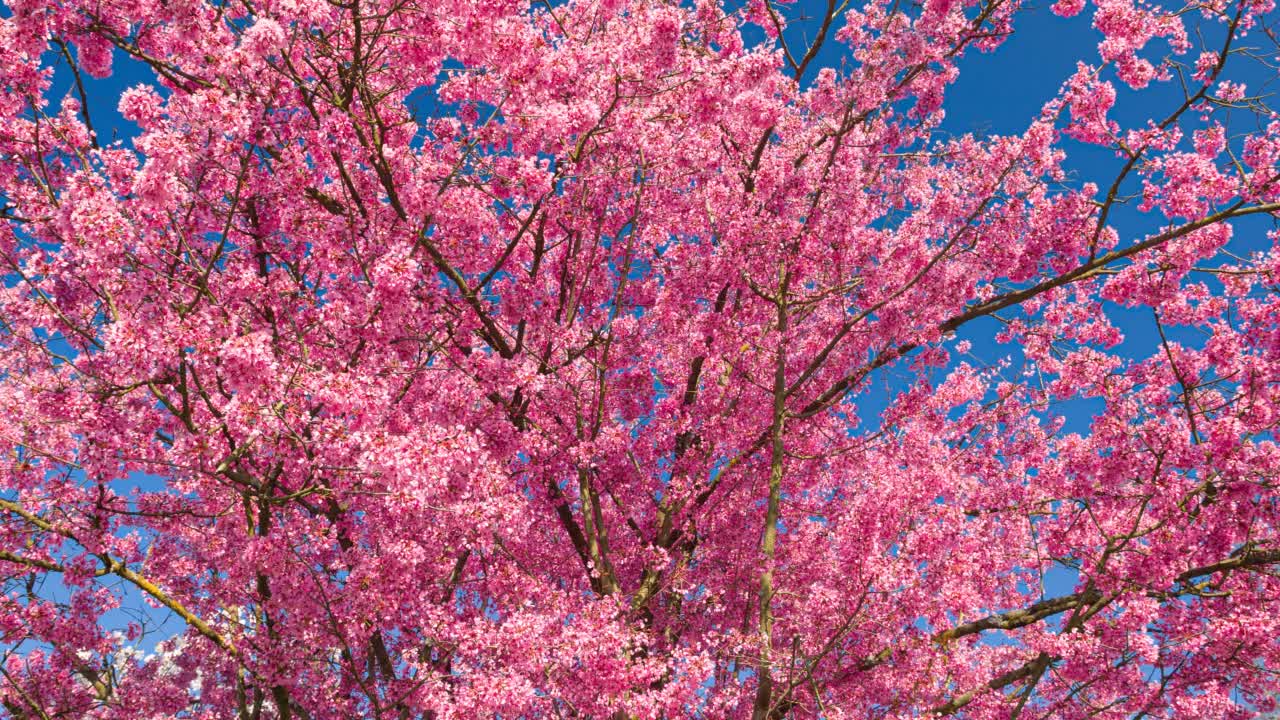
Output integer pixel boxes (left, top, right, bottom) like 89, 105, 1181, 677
1, 0, 1279, 715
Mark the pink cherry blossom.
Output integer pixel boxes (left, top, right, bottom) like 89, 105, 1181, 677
0, 0, 1277, 717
